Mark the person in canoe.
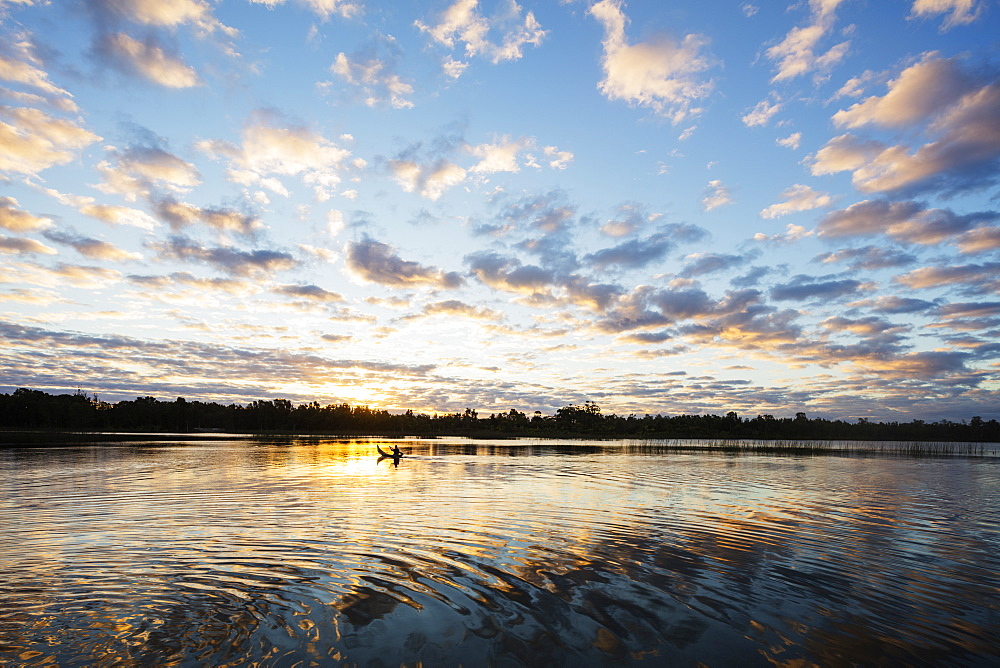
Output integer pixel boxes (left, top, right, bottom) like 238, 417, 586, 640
376, 445, 403, 458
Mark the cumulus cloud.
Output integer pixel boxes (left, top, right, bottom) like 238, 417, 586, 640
701, 179, 732, 210
680, 252, 754, 277
0, 235, 56, 255
895, 262, 1000, 292
96, 145, 200, 201
589, 0, 713, 123
346, 238, 463, 288
0, 196, 50, 232
466, 251, 619, 311
388, 157, 466, 200
770, 274, 868, 301
0, 106, 100, 175
43, 229, 142, 261
776, 132, 802, 150
402, 299, 503, 321
467, 136, 534, 174
812, 55, 1000, 196
909, 0, 985, 29
247, 0, 361, 20
90, 0, 237, 34
817, 199, 993, 244
752, 223, 813, 245
326, 36, 414, 109
742, 97, 781, 127
585, 231, 676, 270
0, 33, 74, 103
150, 235, 298, 277
197, 112, 352, 200
274, 283, 344, 302
766, 0, 850, 83
814, 246, 917, 270
848, 295, 937, 314
415, 0, 545, 69
150, 196, 262, 237
956, 226, 1000, 254
760, 184, 832, 218
97, 32, 201, 87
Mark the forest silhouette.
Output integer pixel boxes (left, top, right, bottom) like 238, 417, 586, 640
1, 388, 997, 443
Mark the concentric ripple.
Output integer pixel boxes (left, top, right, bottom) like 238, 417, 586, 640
1, 439, 998, 666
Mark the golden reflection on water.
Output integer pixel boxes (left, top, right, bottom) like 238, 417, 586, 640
1, 439, 998, 666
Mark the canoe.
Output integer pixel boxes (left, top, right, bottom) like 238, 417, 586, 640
376, 445, 402, 458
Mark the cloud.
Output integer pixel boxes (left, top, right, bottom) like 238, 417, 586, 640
96, 145, 200, 201
467, 136, 534, 174
0, 106, 100, 175
128, 271, 250, 295
197, 112, 352, 199
0, 33, 74, 101
814, 246, 917, 270
247, 0, 362, 20
388, 157, 466, 200
466, 251, 619, 311
817, 199, 994, 244
1, 261, 123, 289
848, 295, 937, 314
760, 184, 832, 219
0, 196, 50, 232
909, 0, 985, 29
150, 235, 298, 277
957, 226, 1000, 254
766, 0, 850, 83
812, 56, 1000, 196
776, 132, 802, 150
327, 36, 414, 109
832, 55, 979, 130
402, 299, 503, 321
90, 0, 236, 35
543, 146, 573, 170
345, 238, 463, 288
770, 274, 868, 301
742, 97, 782, 127
680, 252, 754, 277
752, 223, 813, 245
895, 262, 1000, 292
0, 235, 56, 255
97, 32, 200, 87
415, 0, 546, 68
585, 231, 676, 270
43, 229, 142, 261
701, 179, 732, 210
274, 283, 344, 302
150, 196, 262, 237
589, 0, 713, 123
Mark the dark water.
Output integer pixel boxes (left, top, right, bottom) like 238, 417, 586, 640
1, 438, 998, 666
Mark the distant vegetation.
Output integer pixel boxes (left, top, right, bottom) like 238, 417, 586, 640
1, 388, 997, 443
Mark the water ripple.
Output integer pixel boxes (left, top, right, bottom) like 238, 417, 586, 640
1, 440, 998, 666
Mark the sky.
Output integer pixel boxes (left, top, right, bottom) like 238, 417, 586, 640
1, 0, 999, 422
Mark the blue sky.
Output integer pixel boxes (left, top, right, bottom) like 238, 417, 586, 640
1, 0, 998, 421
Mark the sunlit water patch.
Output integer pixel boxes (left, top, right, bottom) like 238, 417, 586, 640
1, 439, 998, 666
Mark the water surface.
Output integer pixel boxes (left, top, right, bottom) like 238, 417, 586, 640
1, 438, 998, 666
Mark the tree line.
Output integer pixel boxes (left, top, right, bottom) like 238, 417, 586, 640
0, 388, 997, 442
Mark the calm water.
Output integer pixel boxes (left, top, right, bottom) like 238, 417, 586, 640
1, 438, 998, 666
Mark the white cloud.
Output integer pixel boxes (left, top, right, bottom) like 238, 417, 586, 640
909, 0, 984, 30
701, 179, 732, 211
0, 106, 100, 175
467, 136, 533, 174
742, 97, 782, 127
543, 146, 574, 170
760, 184, 832, 218
96, 146, 201, 201
777, 132, 802, 150
389, 158, 467, 200
328, 39, 414, 109
247, 0, 362, 20
416, 0, 545, 69
766, 0, 850, 83
0, 196, 51, 232
100, 32, 201, 88
198, 113, 352, 200
589, 0, 713, 123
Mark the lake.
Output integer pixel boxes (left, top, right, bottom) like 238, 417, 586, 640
1, 437, 998, 666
